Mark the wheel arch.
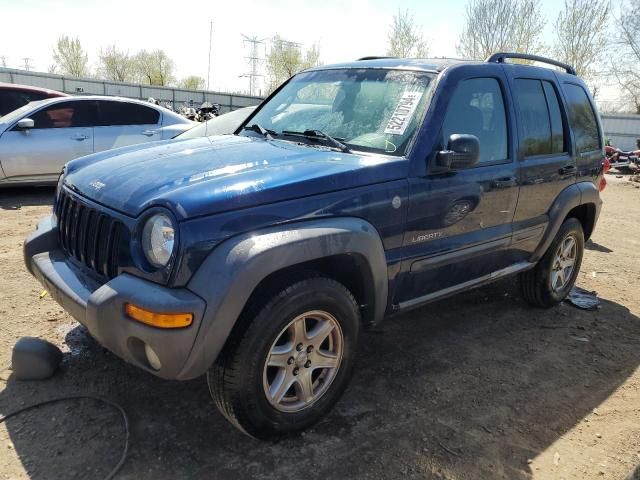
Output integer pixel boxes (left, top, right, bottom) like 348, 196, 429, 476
178, 217, 388, 379
531, 182, 602, 262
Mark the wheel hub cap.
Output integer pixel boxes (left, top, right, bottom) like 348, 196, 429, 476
262, 310, 344, 413
551, 234, 577, 292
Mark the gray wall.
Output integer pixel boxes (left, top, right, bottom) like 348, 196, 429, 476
0, 68, 263, 113
601, 113, 640, 151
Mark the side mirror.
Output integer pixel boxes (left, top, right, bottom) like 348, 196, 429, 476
436, 134, 480, 170
16, 118, 34, 130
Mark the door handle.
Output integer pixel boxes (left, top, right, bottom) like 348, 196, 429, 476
141, 130, 157, 137
492, 176, 517, 189
559, 164, 576, 175
71, 134, 89, 141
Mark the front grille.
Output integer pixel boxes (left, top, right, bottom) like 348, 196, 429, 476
56, 189, 126, 279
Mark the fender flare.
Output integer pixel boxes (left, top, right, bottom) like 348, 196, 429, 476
178, 217, 388, 379
531, 181, 601, 262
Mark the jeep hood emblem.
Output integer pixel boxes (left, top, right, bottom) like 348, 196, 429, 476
88, 180, 106, 191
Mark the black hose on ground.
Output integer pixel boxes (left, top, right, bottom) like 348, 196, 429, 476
0, 395, 130, 480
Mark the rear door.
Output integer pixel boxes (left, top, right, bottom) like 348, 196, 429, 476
506, 68, 576, 260
0, 99, 94, 181
94, 100, 161, 152
399, 70, 520, 304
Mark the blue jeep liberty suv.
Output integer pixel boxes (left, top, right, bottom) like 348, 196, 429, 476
24, 53, 605, 439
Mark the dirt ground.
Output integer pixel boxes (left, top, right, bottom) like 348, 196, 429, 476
0, 174, 639, 480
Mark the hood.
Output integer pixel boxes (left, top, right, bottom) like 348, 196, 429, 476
65, 135, 406, 219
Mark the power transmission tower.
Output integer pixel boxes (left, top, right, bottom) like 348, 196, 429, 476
240, 34, 265, 96
0, 56, 7, 68
21, 57, 33, 71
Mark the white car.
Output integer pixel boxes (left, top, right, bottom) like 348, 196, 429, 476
0, 96, 193, 186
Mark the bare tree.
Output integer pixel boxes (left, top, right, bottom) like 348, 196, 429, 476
97, 45, 134, 82
52, 36, 89, 77
386, 9, 429, 58
457, 0, 545, 60
179, 75, 206, 90
266, 36, 321, 94
133, 50, 175, 86
553, 0, 610, 79
611, 0, 640, 112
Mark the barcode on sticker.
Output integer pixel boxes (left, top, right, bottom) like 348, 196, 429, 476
383, 91, 424, 136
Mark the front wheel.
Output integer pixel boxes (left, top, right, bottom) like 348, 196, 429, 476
521, 217, 584, 308
208, 276, 361, 439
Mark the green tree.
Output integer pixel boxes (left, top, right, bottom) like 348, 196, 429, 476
457, 0, 545, 60
134, 49, 175, 86
97, 45, 134, 82
52, 36, 89, 77
553, 0, 609, 80
386, 9, 429, 58
179, 75, 206, 90
266, 36, 321, 94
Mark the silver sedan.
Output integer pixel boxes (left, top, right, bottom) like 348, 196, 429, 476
0, 96, 193, 186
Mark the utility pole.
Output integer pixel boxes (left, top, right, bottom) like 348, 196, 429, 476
207, 21, 213, 90
21, 58, 33, 71
240, 34, 265, 96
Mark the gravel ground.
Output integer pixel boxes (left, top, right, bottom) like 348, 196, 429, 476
1, 174, 639, 480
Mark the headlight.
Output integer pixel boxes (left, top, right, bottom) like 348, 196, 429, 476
141, 213, 175, 268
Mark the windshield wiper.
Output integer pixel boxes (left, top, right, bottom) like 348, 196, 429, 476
243, 123, 275, 140
281, 129, 352, 153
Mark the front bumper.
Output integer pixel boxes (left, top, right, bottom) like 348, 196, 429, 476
24, 215, 206, 380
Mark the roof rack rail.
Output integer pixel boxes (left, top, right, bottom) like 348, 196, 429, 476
485, 52, 576, 75
356, 56, 395, 61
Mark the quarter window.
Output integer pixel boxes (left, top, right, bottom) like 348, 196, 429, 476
28, 101, 94, 129
563, 83, 600, 153
441, 78, 508, 164
97, 101, 160, 126
515, 79, 566, 157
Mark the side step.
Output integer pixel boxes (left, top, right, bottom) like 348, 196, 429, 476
397, 261, 534, 312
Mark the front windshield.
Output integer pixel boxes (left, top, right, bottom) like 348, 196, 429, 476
246, 68, 433, 156
0, 100, 46, 124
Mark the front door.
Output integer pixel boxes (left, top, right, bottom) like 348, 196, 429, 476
398, 74, 520, 305
0, 100, 94, 181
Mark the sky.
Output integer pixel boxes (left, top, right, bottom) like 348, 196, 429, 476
0, 0, 610, 98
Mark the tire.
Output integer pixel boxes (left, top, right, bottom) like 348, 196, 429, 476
520, 217, 584, 308
207, 276, 361, 439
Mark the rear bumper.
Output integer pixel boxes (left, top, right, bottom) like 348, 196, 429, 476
24, 215, 206, 380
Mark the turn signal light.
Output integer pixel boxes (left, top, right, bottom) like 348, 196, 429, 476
125, 303, 193, 329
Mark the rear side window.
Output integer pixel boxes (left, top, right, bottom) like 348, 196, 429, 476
514, 79, 566, 157
441, 77, 508, 164
28, 101, 94, 129
563, 83, 600, 153
97, 101, 160, 126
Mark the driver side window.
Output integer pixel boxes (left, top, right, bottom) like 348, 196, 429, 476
441, 78, 508, 164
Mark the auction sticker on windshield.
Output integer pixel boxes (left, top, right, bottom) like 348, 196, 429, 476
384, 91, 424, 136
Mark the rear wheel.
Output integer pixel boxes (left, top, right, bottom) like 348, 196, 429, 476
208, 276, 360, 439
521, 217, 584, 308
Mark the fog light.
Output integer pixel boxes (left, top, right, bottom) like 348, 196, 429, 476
125, 303, 193, 329
144, 344, 162, 371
